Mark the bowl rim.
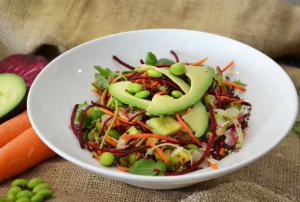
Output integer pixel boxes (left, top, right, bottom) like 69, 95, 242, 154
28, 28, 299, 183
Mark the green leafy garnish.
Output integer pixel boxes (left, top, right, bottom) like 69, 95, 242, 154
156, 58, 175, 66
145, 52, 158, 66
75, 102, 88, 124
94, 66, 118, 89
293, 121, 300, 137
129, 159, 167, 176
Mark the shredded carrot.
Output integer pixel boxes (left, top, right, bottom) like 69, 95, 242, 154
91, 89, 101, 96
124, 134, 179, 144
209, 162, 219, 170
157, 91, 167, 95
116, 166, 129, 172
106, 136, 117, 147
109, 77, 116, 83
191, 57, 208, 66
149, 81, 159, 88
221, 80, 246, 92
175, 113, 202, 147
97, 107, 133, 124
232, 100, 244, 105
221, 60, 234, 73
146, 140, 169, 163
219, 147, 225, 156
123, 73, 133, 77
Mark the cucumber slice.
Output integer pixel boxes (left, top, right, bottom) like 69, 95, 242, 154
0, 73, 26, 118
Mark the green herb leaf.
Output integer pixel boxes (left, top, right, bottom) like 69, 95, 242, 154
293, 121, 300, 137
95, 73, 109, 89
75, 102, 88, 124
145, 52, 158, 66
156, 58, 175, 66
95, 66, 117, 78
94, 66, 118, 89
129, 159, 167, 176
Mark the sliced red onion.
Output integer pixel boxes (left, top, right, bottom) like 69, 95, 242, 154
225, 129, 237, 147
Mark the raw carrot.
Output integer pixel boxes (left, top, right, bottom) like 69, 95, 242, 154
209, 162, 219, 170
219, 147, 225, 156
221, 80, 246, 92
191, 57, 208, 66
0, 111, 31, 148
106, 135, 117, 147
0, 128, 55, 182
124, 134, 179, 144
146, 139, 169, 163
175, 113, 202, 147
116, 166, 129, 172
221, 60, 234, 73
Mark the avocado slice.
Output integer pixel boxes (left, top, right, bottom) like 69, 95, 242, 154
134, 65, 190, 94
108, 81, 151, 109
146, 117, 181, 135
154, 68, 190, 94
147, 66, 213, 115
182, 101, 209, 137
0, 73, 26, 118
109, 66, 213, 115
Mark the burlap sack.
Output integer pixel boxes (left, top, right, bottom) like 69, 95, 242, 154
0, 0, 299, 201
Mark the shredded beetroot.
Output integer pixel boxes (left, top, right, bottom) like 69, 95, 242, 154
85, 142, 150, 156
170, 50, 179, 62
128, 76, 180, 90
70, 104, 79, 137
166, 104, 217, 175
112, 55, 135, 70
128, 111, 145, 122
155, 65, 171, 68
126, 72, 143, 80
91, 101, 113, 111
140, 59, 145, 64
119, 146, 151, 157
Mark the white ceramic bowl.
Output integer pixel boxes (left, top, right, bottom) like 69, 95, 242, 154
28, 29, 298, 190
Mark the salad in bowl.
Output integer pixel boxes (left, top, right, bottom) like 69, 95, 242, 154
70, 51, 252, 176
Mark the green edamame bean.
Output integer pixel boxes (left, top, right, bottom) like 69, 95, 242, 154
126, 83, 143, 94
186, 144, 198, 152
11, 179, 28, 187
134, 90, 150, 99
30, 194, 44, 202
95, 119, 102, 132
32, 183, 51, 193
170, 63, 186, 76
108, 129, 121, 140
171, 90, 183, 98
16, 190, 33, 199
87, 107, 103, 120
36, 189, 53, 199
145, 52, 157, 66
16, 197, 30, 202
99, 152, 115, 167
6, 193, 16, 201
27, 177, 44, 189
8, 186, 22, 195
147, 69, 162, 78
128, 152, 138, 165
